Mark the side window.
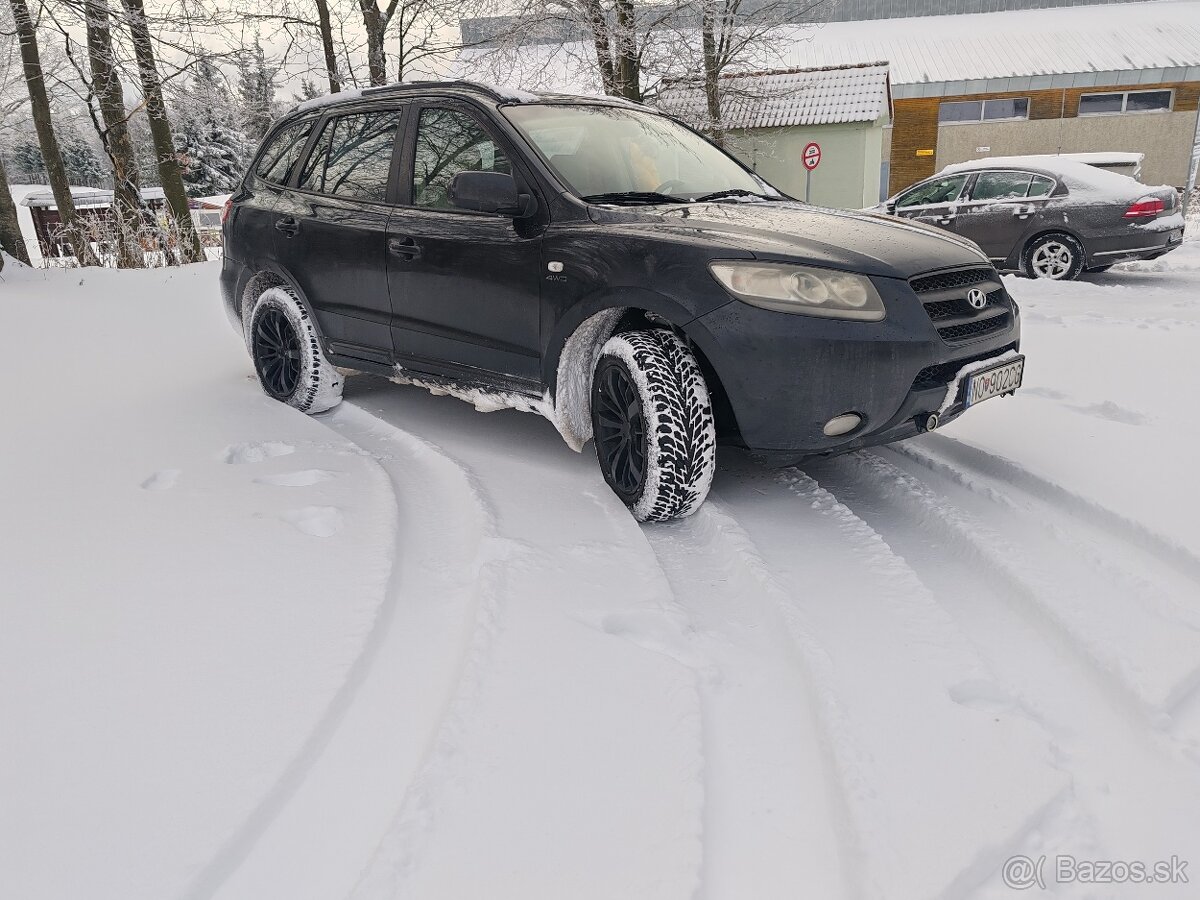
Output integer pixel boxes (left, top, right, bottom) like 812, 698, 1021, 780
256, 120, 315, 185
971, 171, 1033, 202
298, 110, 400, 201
896, 174, 967, 208
412, 107, 511, 210
1027, 175, 1055, 198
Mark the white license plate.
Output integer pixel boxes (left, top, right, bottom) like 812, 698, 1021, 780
965, 357, 1024, 408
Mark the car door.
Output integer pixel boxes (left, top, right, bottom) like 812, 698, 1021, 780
233, 117, 317, 268
952, 170, 1056, 264
271, 105, 403, 364
892, 173, 970, 232
387, 100, 543, 384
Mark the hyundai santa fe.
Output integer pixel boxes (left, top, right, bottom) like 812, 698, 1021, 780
220, 80, 1024, 521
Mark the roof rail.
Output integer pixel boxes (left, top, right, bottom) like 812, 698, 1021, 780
359, 79, 519, 102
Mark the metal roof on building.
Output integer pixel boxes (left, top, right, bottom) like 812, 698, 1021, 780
456, 1, 1200, 101
778, 0, 1200, 95
658, 63, 891, 129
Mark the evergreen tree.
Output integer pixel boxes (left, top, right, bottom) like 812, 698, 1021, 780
61, 135, 106, 186
172, 59, 253, 196
237, 41, 279, 142
293, 78, 322, 104
12, 141, 46, 182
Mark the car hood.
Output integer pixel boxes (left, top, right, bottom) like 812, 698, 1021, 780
590, 200, 990, 279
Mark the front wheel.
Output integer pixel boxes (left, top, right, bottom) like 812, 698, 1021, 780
248, 286, 343, 413
591, 329, 717, 522
1022, 233, 1085, 280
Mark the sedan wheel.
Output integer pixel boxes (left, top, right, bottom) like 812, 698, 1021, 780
1023, 233, 1085, 281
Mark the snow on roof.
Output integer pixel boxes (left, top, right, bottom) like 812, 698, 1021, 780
779, 1, 1200, 92
19, 186, 166, 210
657, 63, 890, 129
457, 2, 1200, 99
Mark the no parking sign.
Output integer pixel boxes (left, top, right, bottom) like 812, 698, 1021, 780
802, 141, 821, 202
803, 142, 822, 171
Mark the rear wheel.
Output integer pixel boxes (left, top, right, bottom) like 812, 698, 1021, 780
248, 287, 343, 413
1022, 233, 1085, 281
591, 329, 716, 522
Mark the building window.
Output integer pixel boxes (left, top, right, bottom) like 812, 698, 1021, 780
1078, 90, 1173, 115
938, 98, 1029, 124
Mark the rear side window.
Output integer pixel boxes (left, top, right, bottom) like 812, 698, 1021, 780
256, 120, 315, 185
298, 110, 401, 201
1027, 175, 1055, 198
971, 171, 1033, 202
412, 107, 511, 209
896, 174, 967, 208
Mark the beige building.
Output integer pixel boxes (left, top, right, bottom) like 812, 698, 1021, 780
657, 63, 892, 209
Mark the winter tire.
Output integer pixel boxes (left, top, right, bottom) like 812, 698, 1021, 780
248, 286, 343, 414
591, 329, 716, 522
1022, 232, 1085, 281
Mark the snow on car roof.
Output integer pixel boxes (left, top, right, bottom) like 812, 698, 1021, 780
940, 155, 1172, 201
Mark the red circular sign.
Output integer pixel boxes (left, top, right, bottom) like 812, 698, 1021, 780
802, 141, 822, 171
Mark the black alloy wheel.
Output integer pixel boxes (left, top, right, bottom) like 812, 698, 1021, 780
594, 358, 648, 500
253, 306, 302, 400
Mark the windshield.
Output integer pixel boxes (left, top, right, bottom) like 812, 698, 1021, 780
502, 103, 777, 202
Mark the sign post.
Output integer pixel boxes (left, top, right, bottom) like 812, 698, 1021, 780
802, 141, 821, 203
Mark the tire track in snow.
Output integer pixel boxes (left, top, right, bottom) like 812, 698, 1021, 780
668, 463, 1065, 900
639, 500, 862, 900
340, 380, 706, 900
810, 449, 1200, 890
198, 404, 498, 900
879, 441, 1200, 717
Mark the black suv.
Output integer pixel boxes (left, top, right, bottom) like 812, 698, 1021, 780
220, 81, 1023, 521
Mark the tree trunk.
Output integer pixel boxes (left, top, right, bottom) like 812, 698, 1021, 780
9, 0, 100, 266
583, 0, 615, 96
0, 155, 31, 266
612, 0, 640, 102
359, 1, 387, 86
120, 0, 204, 264
701, 3, 723, 147
314, 0, 341, 93
86, 0, 143, 268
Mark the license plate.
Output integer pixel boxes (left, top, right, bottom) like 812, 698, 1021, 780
965, 357, 1024, 408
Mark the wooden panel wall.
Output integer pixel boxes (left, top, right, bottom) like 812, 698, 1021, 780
889, 82, 1200, 195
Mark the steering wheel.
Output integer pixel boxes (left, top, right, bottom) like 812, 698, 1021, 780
654, 180, 687, 197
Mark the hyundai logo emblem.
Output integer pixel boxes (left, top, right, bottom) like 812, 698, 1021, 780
967, 288, 988, 310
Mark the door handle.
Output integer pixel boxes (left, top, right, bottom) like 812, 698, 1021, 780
274, 217, 299, 236
1012, 204, 1036, 219
388, 236, 422, 259
937, 214, 956, 225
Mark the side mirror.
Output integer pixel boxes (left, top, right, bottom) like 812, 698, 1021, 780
885, 200, 896, 214
449, 171, 535, 217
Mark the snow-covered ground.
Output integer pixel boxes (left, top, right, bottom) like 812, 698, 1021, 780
2, 239, 1200, 899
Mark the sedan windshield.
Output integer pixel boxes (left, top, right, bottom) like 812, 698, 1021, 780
503, 103, 779, 203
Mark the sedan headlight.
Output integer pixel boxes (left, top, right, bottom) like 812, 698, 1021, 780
708, 262, 886, 321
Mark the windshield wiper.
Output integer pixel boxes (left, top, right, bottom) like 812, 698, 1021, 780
694, 188, 782, 202
580, 191, 687, 206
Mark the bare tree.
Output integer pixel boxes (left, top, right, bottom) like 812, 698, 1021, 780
120, 0, 203, 263
9, 0, 99, 265
0, 154, 29, 265
84, 0, 143, 267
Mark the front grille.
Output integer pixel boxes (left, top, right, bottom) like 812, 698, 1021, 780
910, 267, 994, 294
910, 266, 1012, 344
912, 343, 1018, 392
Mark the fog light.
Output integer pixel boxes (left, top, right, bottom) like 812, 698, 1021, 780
823, 413, 862, 437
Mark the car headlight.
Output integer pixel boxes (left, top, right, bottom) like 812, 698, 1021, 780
708, 262, 886, 321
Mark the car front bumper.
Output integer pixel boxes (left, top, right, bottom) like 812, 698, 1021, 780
686, 274, 1021, 463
